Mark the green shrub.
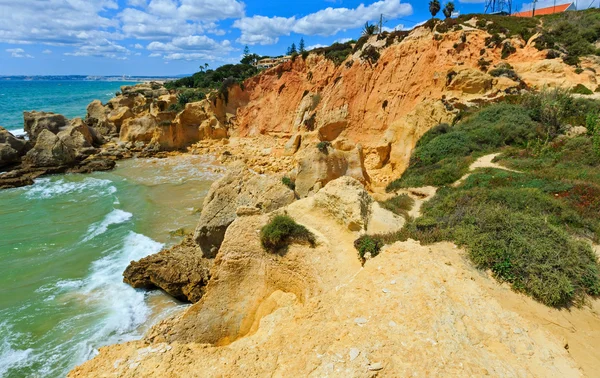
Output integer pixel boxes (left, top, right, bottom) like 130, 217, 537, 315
317, 141, 331, 154
571, 84, 593, 95
313, 41, 354, 66
165, 63, 258, 92
379, 194, 415, 219
282, 176, 295, 190
260, 215, 315, 252
488, 67, 520, 81
354, 235, 384, 261
501, 42, 516, 59
412, 170, 600, 307
360, 45, 380, 64
477, 58, 491, 72
575, 67, 584, 74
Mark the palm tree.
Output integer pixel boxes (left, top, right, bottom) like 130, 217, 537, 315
429, 0, 441, 19
362, 22, 377, 36
443, 2, 455, 19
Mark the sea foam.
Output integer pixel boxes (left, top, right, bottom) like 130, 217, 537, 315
25, 177, 116, 200
82, 209, 133, 242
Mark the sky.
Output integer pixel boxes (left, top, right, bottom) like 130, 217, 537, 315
0, 0, 598, 76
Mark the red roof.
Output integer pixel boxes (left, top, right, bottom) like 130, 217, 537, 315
513, 2, 573, 17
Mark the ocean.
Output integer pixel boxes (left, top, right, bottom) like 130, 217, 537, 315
0, 81, 221, 377
0, 80, 137, 135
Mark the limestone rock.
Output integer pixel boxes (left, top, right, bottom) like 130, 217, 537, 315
313, 177, 372, 231
283, 134, 302, 155
174, 100, 228, 143
193, 165, 295, 258
23, 129, 75, 167
57, 119, 94, 150
86, 100, 108, 123
447, 68, 493, 94
23, 111, 68, 141
107, 107, 134, 128
119, 115, 159, 144
0, 127, 28, 167
123, 236, 212, 303
295, 145, 370, 198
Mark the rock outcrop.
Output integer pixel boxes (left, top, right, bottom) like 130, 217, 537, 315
124, 235, 212, 303
24, 111, 69, 141
23, 129, 76, 167
295, 144, 370, 198
193, 164, 295, 258
71, 177, 589, 377
0, 127, 28, 168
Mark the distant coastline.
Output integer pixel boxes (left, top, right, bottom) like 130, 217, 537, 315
0, 75, 189, 82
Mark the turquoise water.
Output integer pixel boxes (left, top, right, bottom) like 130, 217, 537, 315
0, 81, 223, 377
0, 80, 136, 133
0, 155, 221, 377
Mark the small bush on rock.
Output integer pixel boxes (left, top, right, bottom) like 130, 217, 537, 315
261, 215, 316, 252
282, 176, 295, 190
354, 235, 384, 262
317, 141, 331, 154
571, 84, 593, 95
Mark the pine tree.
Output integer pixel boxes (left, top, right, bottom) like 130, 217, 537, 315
299, 38, 305, 53
243, 45, 250, 56
290, 43, 297, 54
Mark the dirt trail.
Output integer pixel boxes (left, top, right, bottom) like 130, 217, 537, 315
453, 153, 519, 187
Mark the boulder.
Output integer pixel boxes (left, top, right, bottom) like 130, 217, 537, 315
313, 177, 372, 231
193, 165, 296, 258
86, 100, 108, 122
23, 111, 68, 141
119, 115, 159, 144
107, 107, 134, 128
447, 68, 493, 94
295, 145, 370, 198
283, 134, 302, 156
57, 119, 94, 150
174, 100, 228, 143
123, 235, 212, 303
0, 127, 28, 167
23, 129, 75, 167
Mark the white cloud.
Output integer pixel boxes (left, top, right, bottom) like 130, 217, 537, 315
234, 0, 413, 45
178, 0, 245, 20
233, 16, 296, 45
134, 43, 144, 49
6, 48, 34, 58
0, 1, 119, 45
127, 0, 148, 6
306, 44, 328, 50
65, 40, 130, 59
42, 49, 53, 54
147, 34, 233, 61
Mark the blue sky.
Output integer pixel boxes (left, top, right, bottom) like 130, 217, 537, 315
0, 0, 597, 76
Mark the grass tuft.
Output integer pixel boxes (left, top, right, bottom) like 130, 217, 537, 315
260, 215, 316, 252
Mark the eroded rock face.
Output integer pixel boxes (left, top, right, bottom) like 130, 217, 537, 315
295, 145, 370, 198
193, 165, 295, 258
119, 115, 158, 144
24, 111, 69, 141
124, 236, 212, 303
313, 176, 372, 231
447, 68, 494, 94
23, 129, 76, 167
0, 127, 28, 168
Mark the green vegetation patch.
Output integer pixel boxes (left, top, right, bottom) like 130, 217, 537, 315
354, 234, 384, 262
312, 41, 354, 66
384, 91, 600, 307
165, 63, 259, 93
281, 176, 295, 191
260, 215, 316, 252
379, 194, 415, 220
387, 104, 539, 190
571, 84, 594, 95
405, 169, 600, 307
168, 89, 205, 112
534, 8, 600, 65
